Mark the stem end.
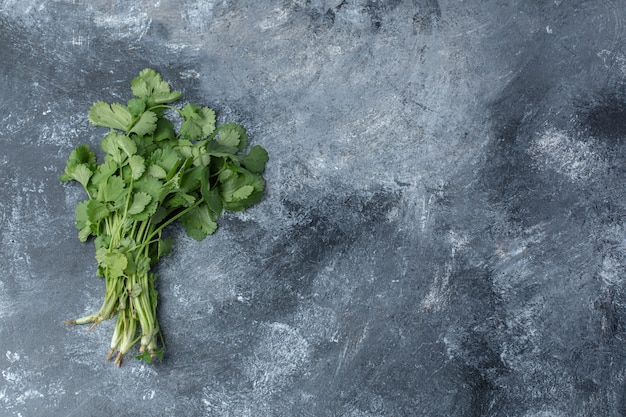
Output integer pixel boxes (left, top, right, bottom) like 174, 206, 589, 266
114, 352, 123, 367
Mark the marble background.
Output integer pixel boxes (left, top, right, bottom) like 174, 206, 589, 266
2, 1, 626, 416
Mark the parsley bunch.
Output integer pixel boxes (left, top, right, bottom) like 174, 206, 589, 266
60, 69, 268, 366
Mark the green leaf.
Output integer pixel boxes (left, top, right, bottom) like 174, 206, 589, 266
179, 165, 205, 193
78, 226, 92, 242
127, 192, 152, 215
75, 199, 108, 240
100, 133, 126, 164
219, 123, 248, 151
95, 248, 128, 278
220, 171, 265, 211
135, 256, 151, 276
128, 155, 146, 180
134, 134, 156, 155
179, 104, 216, 140
99, 175, 126, 204
131, 68, 181, 105
176, 140, 193, 159
86, 199, 110, 223
193, 144, 211, 167
217, 166, 236, 183
127, 98, 146, 116
172, 155, 192, 182
147, 164, 167, 179
71, 144, 97, 165
153, 118, 176, 142
151, 147, 182, 177
129, 200, 158, 221
200, 168, 223, 216
153, 91, 183, 105
150, 206, 169, 225
219, 173, 238, 202
156, 238, 172, 260
239, 145, 269, 174
180, 203, 218, 241
232, 185, 254, 200
122, 252, 137, 275
205, 188, 223, 216
178, 140, 211, 167
94, 235, 111, 252
75, 200, 90, 230
89, 102, 133, 131
180, 120, 202, 140
116, 134, 137, 158
132, 69, 167, 97
164, 192, 197, 208
216, 128, 240, 148
60, 144, 96, 182
70, 164, 93, 188
129, 284, 142, 298
90, 159, 118, 187
129, 110, 158, 137
206, 140, 238, 158
66, 144, 96, 168
133, 175, 164, 202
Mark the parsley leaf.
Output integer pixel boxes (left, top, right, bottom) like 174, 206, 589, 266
131, 68, 182, 105
240, 145, 269, 174
128, 155, 146, 180
129, 110, 158, 137
101, 133, 128, 165
153, 118, 176, 142
179, 104, 216, 140
127, 98, 146, 116
60, 144, 96, 183
89, 102, 133, 131
232, 185, 254, 200
147, 164, 167, 179
87, 199, 110, 224
127, 192, 152, 215
98, 175, 126, 205
218, 123, 249, 151
69, 164, 93, 189
90, 159, 118, 188
95, 248, 128, 279
180, 203, 218, 240
216, 127, 240, 148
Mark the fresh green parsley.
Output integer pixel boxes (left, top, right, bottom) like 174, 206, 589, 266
61, 68, 268, 366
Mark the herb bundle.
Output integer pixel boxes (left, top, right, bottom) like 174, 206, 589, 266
60, 68, 268, 366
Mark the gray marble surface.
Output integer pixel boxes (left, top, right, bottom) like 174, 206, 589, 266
2, 1, 626, 416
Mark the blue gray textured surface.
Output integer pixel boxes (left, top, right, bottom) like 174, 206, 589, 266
1, 0, 626, 416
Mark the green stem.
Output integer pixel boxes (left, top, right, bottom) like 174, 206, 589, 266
132, 273, 155, 353
109, 178, 134, 248
107, 309, 124, 360
147, 104, 178, 113
64, 269, 124, 327
148, 199, 203, 242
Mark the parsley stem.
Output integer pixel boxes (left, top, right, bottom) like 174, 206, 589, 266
147, 199, 203, 243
